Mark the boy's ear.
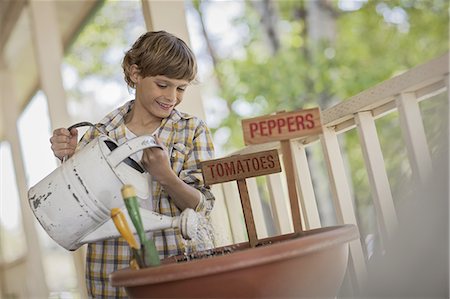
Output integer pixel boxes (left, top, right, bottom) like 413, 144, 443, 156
130, 64, 141, 84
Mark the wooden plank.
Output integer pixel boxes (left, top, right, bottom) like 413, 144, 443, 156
221, 182, 248, 243
140, 0, 205, 120
396, 92, 433, 184
320, 127, 367, 288
242, 108, 322, 145
320, 128, 359, 225
415, 79, 447, 101
322, 53, 449, 127
237, 179, 258, 247
247, 177, 269, 239
29, 0, 70, 129
355, 111, 398, 242
291, 142, 321, 229
201, 149, 281, 185
0, 67, 49, 298
267, 173, 294, 234
209, 185, 234, 246
280, 140, 303, 233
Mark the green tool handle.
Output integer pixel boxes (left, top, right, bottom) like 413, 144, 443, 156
122, 195, 146, 244
143, 240, 161, 266
121, 184, 160, 266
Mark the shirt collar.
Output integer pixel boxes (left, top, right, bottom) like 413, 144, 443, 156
98, 100, 193, 132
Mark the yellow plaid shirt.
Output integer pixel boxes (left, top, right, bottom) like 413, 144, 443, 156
77, 100, 215, 298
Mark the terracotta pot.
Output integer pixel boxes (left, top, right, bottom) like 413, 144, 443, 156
110, 224, 359, 298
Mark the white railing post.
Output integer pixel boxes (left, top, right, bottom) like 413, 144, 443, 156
320, 126, 367, 289
0, 64, 48, 298
210, 185, 234, 247
267, 172, 294, 234
220, 182, 248, 243
291, 141, 321, 229
355, 111, 398, 244
247, 178, 269, 239
396, 92, 433, 184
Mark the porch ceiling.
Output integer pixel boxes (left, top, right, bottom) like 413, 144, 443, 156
0, 0, 101, 140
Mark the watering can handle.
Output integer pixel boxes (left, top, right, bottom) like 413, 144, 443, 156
106, 135, 163, 168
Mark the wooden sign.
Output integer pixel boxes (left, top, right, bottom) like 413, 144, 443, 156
201, 149, 281, 185
242, 108, 322, 145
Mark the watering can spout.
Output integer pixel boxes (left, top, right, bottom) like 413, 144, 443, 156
78, 208, 198, 248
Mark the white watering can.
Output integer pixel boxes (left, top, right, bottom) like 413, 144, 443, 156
28, 134, 198, 251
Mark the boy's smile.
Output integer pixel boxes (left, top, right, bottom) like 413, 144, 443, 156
135, 75, 189, 120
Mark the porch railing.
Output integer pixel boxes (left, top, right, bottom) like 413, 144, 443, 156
209, 52, 449, 292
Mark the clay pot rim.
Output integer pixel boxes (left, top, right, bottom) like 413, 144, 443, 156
110, 224, 358, 287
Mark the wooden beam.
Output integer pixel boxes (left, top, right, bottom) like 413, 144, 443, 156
355, 111, 398, 243
140, 0, 206, 120
396, 92, 433, 184
28, 1, 87, 296
237, 179, 258, 247
0, 64, 48, 299
247, 177, 269, 239
280, 140, 303, 233
320, 127, 367, 289
322, 53, 449, 127
291, 141, 321, 229
28, 0, 70, 128
267, 172, 293, 234
221, 182, 248, 243
0, 0, 26, 58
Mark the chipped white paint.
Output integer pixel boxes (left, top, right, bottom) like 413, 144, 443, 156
28, 135, 198, 250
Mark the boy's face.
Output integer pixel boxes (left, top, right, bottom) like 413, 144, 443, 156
135, 75, 189, 119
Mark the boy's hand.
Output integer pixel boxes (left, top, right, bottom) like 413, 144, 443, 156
141, 135, 174, 184
50, 128, 78, 161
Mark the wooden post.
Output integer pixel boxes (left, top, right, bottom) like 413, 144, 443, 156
355, 111, 398, 243
320, 127, 367, 290
267, 173, 294, 234
280, 140, 303, 233
140, 0, 205, 120
291, 142, 321, 229
0, 63, 49, 298
241, 108, 322, 233
396, 92, 433, 184
201, 149, 282, 248
237, 179, 258, 247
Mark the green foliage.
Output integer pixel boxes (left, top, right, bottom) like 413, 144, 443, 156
206, 0, 448, 239
65, 0, 144, 81
213, 0, 449, 152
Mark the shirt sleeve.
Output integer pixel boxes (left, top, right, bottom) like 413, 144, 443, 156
178, 120, 215, 216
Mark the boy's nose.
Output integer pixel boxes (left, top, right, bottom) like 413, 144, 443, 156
164, 87, 177, 102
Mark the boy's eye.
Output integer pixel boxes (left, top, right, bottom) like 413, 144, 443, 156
157, 83, 167, 88
177, 87, 186, 92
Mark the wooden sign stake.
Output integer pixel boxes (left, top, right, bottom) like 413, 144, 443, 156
237, 179, 259, 248
240, 108, 322, 234
201, 149, 282, 248
280, 139, 303, 233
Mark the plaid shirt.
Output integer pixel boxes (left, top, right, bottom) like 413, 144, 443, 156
77, 100, 215, 298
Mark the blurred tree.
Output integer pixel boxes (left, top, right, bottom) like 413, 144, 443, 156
64, 0, 448, 256
189, 0, 448, 251
191, 0, 448, 147
63, 0, 147, 122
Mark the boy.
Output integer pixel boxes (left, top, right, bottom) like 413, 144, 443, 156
50, 31, 215, 297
